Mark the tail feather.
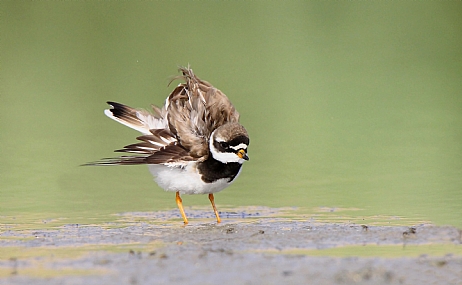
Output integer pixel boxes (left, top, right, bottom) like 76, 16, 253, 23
105, 101, 168, 134
81, 156, 147, 166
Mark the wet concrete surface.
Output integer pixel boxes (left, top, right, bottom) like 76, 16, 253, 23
0, 208, 461, 285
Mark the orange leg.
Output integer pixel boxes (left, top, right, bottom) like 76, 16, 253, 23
176, 192, 188, 225
209, 193, 221, 223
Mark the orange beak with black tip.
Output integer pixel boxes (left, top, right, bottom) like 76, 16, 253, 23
237, 149, 249, 160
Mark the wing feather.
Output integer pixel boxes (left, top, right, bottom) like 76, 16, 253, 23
85, 66, 238, 166
84, 129, 194, 166
166, 67, 240, 158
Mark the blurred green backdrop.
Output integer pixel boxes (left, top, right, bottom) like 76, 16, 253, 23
1, 1, 461, 226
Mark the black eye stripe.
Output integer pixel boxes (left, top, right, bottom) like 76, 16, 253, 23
213, 140, 227, 152
213, 135, 249, 153
228, 136, 250, 147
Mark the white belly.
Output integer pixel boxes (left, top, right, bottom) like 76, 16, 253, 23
148, 162, 241, 195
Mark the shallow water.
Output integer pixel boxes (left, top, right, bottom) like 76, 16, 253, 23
1, 2, 461, 228
1, 214, 461, 284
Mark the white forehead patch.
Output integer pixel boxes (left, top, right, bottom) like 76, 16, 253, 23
229, 143, 247, 151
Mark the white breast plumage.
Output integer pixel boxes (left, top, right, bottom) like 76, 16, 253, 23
148, 163, 242, 195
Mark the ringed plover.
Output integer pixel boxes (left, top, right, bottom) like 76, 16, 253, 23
85, 66, 250, 225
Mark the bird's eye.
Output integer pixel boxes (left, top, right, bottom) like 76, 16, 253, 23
219, 142, 229, 149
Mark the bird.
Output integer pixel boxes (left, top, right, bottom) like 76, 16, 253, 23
85, 66, 250, 225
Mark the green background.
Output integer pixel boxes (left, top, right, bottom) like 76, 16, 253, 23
1, 1, 461, 226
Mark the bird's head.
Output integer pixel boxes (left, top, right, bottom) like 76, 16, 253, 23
209, 123, 249, 164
